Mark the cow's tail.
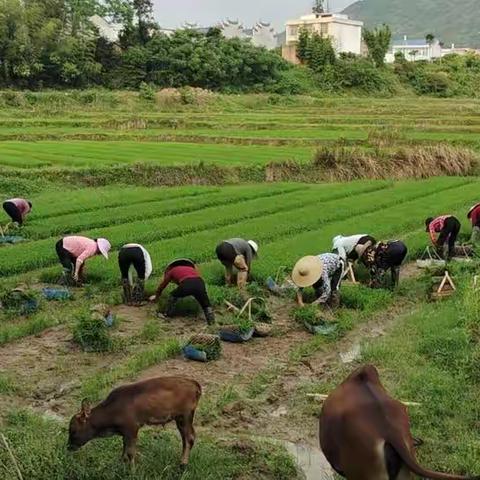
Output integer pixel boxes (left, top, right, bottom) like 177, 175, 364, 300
389, 437, 479, 480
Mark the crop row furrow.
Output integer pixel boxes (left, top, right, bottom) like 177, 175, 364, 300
29, 186, 222, 220
0, 181, 389, 276
24, 184, 307, 239
69, 177, 474, 285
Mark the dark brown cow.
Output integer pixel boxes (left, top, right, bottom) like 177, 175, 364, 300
68, 376, 201, 466
320, 365, 478, 480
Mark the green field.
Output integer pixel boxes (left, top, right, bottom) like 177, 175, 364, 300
1, 94, 480, 170
1, 94, 480, 480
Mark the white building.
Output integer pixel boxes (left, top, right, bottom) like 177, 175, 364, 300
441, 44, 480, 57
386, 36, 442, 63
89, 15, 123, 43
219, 19, 247, 40
283, 12, 363, 63
183, 19, 278, 50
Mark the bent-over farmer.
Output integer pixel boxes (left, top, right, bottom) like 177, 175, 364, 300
425, 215, 461, 259
56, 236, 111, 285
215, 238, 258, 288
150, 259, 215, 325
467, 203, 480, 244
332, 234, 376, 263
118, 243, 152, 305
292, 253, 345, 308
2, 198, 32, 226
362, 240, 408, 289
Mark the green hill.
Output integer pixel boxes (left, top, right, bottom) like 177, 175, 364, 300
343, 0, 480, 47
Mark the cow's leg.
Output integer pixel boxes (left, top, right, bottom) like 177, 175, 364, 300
176, 412, 196, 466
122, 429, 139, 466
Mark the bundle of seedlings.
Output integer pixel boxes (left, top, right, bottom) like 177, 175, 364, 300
72, 306, 117, 352
293, 305, 337, 336
219, 314, 256, 343
184, 333, 222, 362
0, 286, 39, 316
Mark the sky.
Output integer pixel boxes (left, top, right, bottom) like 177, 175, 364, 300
152, 0, 356, 30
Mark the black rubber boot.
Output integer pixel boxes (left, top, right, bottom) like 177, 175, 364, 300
203, 307, 215, 325
165, 296, 178, 317
132, 279, 145, 305
122, 279, 132, 305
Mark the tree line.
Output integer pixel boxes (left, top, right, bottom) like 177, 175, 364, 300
1, 0, 480, 97
0, 0, 287, 90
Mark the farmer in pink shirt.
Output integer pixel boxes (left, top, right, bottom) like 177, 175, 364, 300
56, 236, 111, 285
3, 198, 32, 226
425, 215, 461, 259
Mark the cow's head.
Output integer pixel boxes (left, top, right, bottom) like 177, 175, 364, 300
67, 399, 95, 451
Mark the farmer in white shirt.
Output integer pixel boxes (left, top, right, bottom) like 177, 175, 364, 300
332, 234, 376, 263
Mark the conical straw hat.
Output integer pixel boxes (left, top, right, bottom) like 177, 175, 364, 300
292, 256, 323, 288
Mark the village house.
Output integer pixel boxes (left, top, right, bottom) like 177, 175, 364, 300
386, 36, 442, 62
282, 12, 363, 64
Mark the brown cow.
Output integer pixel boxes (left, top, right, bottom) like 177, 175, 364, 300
68, 376, 201, 466
320, 365, 478, 480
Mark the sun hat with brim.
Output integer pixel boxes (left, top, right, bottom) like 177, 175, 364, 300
467, 203, 480, 219
248, 240, 259, 257
292, 256, 323, 288
166, 258, 196, 271
97, 238, 111, 259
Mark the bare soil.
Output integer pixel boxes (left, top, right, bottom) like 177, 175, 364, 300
0, 263, 424, 452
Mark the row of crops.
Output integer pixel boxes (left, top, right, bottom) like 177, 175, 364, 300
1, 97, 480, 169
1, 178, 478, 289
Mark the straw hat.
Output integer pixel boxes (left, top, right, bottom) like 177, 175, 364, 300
292, 256, 323, 288
166, 258, 196, 271
96, 238, 111, 259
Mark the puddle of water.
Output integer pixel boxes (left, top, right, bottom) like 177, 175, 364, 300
281, 441, 334, 480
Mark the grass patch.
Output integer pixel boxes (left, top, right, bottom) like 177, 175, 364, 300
0, 409, 299, 479
81, 339, 182, 401
362, 279, 480, 475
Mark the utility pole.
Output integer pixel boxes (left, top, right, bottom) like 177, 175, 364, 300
312, 1, 325, 15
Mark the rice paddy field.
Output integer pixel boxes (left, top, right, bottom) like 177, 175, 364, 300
0, 93, 480, 169
1, 92, 480, 480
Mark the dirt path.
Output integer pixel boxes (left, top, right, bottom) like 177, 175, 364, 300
0, 262, 424, 451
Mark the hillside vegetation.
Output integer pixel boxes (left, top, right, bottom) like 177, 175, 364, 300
344, 0, 480, 47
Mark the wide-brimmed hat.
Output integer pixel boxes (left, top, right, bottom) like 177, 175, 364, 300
292, 256, 323, 288
166, 258, 196, 271
97, 238, 111, 259
248, 240, 259, 256
467, 203, 480, 219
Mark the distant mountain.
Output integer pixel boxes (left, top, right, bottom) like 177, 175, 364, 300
343, 0, 480, 47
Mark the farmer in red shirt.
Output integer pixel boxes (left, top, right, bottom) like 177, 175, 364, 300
467, 203, 480, 244
2, 198, 32, 226
150, 259, 215, 325
425, 215, 461, 259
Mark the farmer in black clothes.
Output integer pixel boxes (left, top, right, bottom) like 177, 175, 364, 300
362, 240, 408, 289
149, 259, 215, 325
215, 238, 258, 288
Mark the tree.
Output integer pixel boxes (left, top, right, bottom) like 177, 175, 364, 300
308, 33, 336, 73
409, 49, 419, 62
425, 33, 435, 58
363, 24, 392, 68
297, 28, 310, 63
